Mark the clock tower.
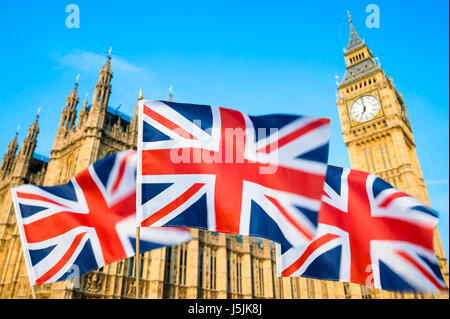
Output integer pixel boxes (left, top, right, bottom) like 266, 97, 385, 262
335, 13, 449, 291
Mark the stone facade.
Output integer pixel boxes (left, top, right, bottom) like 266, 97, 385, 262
0, 18, 448, 299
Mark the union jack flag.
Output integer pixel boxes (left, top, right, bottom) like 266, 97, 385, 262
276, 165, 447, 292
12, 151, 191, 285
137, 100, 330, 248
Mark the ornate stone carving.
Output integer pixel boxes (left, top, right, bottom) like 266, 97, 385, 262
84, 272, 103, 293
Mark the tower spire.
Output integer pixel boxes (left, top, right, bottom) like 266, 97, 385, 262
31, 108, 40, 132
23, 110, 40, 154
68, 76, 79, 100
86, 50, 113, 129
0, 130, 19, 176
76, 92, 89, 129
338, 14, 381, 89
169, 85, 173, 102
92, 49, 113, 108
8, 130, 18, 154
59, 78, 79, 129
346, 11, 364, 52
103, 47, 112, 73
82, 92, 88, 107
11, 110, 40, 182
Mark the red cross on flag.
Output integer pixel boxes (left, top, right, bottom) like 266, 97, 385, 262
137, 100, 330, 249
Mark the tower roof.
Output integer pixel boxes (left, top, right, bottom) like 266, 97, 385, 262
338, 58, 381, 88
345, 11, 364, 53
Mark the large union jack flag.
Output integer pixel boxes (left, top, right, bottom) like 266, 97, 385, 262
12, 151, 191, 285
277, 165, 447, 292
138, 100, 330, 248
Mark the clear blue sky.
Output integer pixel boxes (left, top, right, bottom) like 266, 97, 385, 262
0, 1, 448, 259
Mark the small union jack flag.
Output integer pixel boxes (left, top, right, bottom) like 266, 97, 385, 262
137, 100, 330, 248
12, 151, 191, 285
277, 165, 447, 292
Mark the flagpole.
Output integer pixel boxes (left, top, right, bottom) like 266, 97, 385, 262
135, 226, 141, 299
135, 89, 144, 299
30, 285, 36, 299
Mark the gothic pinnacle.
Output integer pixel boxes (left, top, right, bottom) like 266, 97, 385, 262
83, 92, 88, 105
69, 76, 79, 99
101, 48, 113, 74
10, 129, 18, 147
26, 109, 40, 137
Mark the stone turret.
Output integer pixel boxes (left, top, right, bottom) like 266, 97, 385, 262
58, 77, 79, 130
87, 50, 113, 129
11, 112, 40, 184
128, 88, 142, 146
77, 93, 89, 129
0, 131, 18, 179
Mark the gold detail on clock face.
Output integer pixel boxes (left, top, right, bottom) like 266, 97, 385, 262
350, 95, 380, 123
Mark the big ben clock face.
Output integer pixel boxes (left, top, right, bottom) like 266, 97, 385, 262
350, 95, 381, 123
